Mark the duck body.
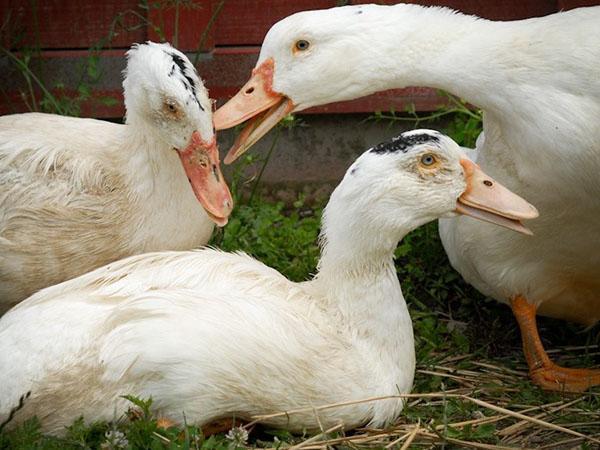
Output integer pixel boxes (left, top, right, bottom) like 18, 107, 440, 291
439, 117, 600, 326
0, 130, 533, 432
215, 4, 600, 325
214, 5, 600, 390
0, 248, 412, 434
0, 113, 212, 310
435, 6, 600, 325
0, 42, 232, 310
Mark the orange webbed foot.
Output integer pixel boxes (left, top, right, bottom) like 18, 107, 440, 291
511, 295, 600, 393
529, 362, 600, 393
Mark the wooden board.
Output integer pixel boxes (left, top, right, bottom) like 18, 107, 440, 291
147, 1, 214, 51
1, 0, 144, 49
214, 1, 339, 46
0, 47, 445, 117
1, 0, 599, 118
211, 0, 559, 47
557, 0, 600, 7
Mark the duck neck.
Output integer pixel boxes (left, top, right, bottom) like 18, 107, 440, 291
349, 5, 523, 114
121, 120, 184, 200
118, 120, 211, 250
317, 219, 400, 282
313, 189, 415, 359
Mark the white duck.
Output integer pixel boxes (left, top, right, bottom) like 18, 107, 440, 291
214, 4, 600, 392
0, 130, 535, 434
0, 41, 232, 311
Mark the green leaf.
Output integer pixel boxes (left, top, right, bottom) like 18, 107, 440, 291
98, 96, 119, 106
77, 84, 91, 99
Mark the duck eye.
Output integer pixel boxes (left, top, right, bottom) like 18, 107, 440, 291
295, 40, 310, 52
164, 100, 179, 114
420, 154, 436, 166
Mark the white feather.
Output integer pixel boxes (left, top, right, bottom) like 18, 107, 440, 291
0, 42, 217, 310
253, 4, 600, 324
0, 130, 472, 433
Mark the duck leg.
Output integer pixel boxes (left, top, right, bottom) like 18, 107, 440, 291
511, 295, 600, 392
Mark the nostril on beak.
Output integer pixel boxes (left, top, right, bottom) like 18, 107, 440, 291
245, 86, 255, 95
483, 180, 493, 187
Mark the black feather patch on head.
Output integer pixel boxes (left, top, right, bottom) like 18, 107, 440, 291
164, 50, 204, 112
370, 133, 440, 155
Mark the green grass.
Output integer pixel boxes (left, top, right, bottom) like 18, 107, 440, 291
211, 200, 321, 283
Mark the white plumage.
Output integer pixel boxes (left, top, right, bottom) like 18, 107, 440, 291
215, 4, 600, 325
0, 42, 232, 310
0, 130, 533, 433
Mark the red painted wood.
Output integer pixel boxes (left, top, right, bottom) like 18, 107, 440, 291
557, 0, 600, 8
3, 0, 597, 52
0, 89, 124, 118
0, 47, 445, 117
3, 0, 599, 118
0, 0, 144, 49
210, 0, 563, 47
147, 1, 214, 51
304, 87, 448, 114
214, 1, 339, 46
1, 85, 443, 117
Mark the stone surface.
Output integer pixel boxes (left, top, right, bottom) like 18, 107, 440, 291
217, 113, 452, 186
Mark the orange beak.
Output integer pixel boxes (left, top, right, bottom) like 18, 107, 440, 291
213, 58, 294, 164
177, 131, 233, 227
456, 159, 539, 235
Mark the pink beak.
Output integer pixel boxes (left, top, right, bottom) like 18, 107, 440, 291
456, 159, 539, 235
177, 131, 233, 226
213, 58, 294, 164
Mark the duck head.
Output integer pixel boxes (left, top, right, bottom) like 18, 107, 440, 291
326, 130, 538, 239
214, 5, 421, 163
124, 41, 233, 226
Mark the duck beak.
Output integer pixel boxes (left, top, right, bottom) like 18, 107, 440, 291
177, 131, 233, 227
456, 159, 539, 235
213, 58, 295, 164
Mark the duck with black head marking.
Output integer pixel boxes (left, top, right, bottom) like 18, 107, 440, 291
0, 130, 536, 434
213, 3, 600, 391
165, 48, 205, 112
0, 41, 232, 311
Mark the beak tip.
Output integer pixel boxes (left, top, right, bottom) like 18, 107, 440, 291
519, 205, 539, 220
224, 144, 245, 165
530, 207, 540, 219
522, 227, 534, 236
224, 153, 235, 165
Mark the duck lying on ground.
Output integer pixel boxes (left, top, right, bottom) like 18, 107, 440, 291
0, 130, 536, 433
0, 41, 232, 311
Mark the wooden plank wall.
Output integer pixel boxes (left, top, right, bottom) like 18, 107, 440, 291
1, 0, 598, 117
